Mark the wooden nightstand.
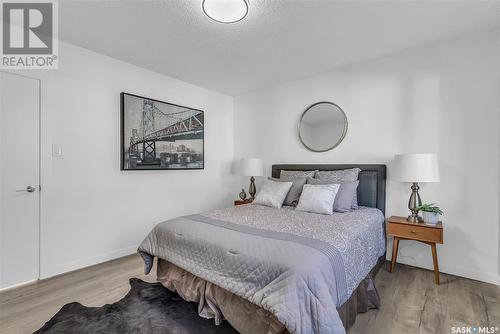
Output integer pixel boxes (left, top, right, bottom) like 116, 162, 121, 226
387, 216, 443, 284
234, 199, 252, 206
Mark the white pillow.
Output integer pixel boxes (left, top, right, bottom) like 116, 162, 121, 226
295, 184, 340, 215
252, 179, 293, 208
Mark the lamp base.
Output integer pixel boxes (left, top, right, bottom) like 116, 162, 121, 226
249, 176, 256, 201
407, 182, 422, 223
407, 215, 423, 223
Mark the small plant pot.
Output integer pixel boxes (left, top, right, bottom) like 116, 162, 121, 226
422, 211, 439, 224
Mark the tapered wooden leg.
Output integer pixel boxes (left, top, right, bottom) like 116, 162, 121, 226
390, 237, 399, 273
431, 243, 440, 285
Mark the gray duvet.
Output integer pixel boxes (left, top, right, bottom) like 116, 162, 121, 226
138, 205, 385, 334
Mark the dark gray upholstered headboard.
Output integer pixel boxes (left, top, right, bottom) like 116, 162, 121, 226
271, 164, 387, 215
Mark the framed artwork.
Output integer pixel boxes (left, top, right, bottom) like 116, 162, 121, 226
120, 92, 204, 170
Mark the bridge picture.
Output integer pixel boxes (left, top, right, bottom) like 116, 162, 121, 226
120, 92, 204, 170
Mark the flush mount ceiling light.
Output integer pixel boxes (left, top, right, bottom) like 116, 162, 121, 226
202, 0, 249, 24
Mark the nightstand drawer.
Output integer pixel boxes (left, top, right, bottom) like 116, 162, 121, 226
387, 223, 442, 243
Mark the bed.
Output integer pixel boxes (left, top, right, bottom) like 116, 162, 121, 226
139, 164, 386, 334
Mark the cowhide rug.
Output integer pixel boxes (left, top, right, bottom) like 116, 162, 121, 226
34, 278, 238, 334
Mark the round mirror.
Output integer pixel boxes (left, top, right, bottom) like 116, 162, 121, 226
298, 102, 348, 152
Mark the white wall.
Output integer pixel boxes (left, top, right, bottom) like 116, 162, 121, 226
234, 29, 500, 284
19, 41, 234, 279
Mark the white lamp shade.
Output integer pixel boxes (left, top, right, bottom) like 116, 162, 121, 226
392, 153, 440, 182
239, 158, 263, 177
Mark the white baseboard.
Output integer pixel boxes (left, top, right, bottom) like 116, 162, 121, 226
387, 255, 500, 285
40, 246, 138, 280
0, 278, 38, 292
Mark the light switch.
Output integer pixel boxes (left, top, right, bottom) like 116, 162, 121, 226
52, 144, 63, 157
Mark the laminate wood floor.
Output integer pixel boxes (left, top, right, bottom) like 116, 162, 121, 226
1, 254, 498, 334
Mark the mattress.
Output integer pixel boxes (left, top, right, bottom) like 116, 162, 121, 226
139, 204, 385, 334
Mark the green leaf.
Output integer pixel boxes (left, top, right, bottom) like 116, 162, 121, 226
416, 203, 444, 215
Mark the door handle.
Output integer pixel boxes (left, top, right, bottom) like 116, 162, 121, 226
16, 186, 36, 193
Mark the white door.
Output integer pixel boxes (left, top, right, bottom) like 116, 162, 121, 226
0, 72, 40, 289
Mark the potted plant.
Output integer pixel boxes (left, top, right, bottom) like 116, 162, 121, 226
416, 203, 443, 224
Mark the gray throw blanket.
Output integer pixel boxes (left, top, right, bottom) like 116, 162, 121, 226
139, 213, 348, 334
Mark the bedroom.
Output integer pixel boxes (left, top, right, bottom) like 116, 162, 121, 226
0, 0, 499, 333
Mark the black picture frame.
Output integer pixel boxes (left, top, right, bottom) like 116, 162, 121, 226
120, 92, 205, 170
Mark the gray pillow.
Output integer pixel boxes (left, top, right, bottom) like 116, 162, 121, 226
315, 168, 361, 208
316, 168, 361, 182
280, 170, 317, 179
269, 177, 307, 206
307, 177, 360, 213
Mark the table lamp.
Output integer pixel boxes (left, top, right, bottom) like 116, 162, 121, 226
239, 158, 263, 201
393, 153, 440, 222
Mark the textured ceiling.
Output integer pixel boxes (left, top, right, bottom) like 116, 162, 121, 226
60, 0, 500, 96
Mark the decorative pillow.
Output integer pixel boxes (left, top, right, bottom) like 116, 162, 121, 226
268, 177, 306, 207
316, 168, 361, 182
316, 168, 361, 208
295, 184, 340, 215
307, 177, 359, 213
279, 170, 317, 179
252, 179, 293, 209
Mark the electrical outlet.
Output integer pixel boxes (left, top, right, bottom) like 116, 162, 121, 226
52, 144, 63, 157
